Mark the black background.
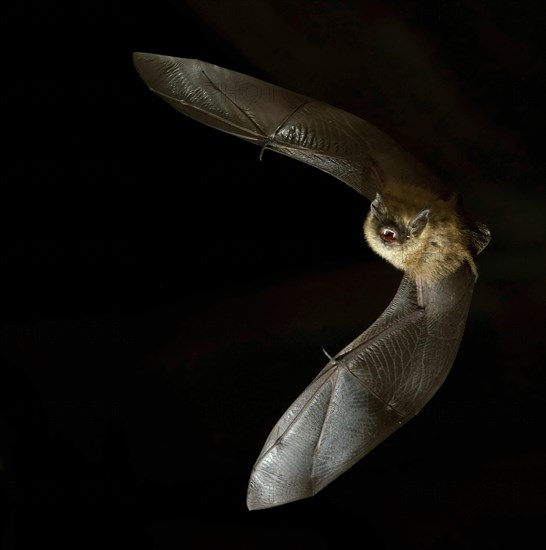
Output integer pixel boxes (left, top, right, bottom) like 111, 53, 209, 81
1, 1, 545, 548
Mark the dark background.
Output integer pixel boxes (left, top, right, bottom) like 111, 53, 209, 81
1, 1, 545, 548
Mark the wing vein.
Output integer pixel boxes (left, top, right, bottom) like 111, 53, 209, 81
270, 100, 315, 140
198, 61, 268, 138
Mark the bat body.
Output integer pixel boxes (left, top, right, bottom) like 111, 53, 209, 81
133, 53, 490, 509
364, 183, 478, 283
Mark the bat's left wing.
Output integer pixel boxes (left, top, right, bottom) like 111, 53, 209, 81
133, 52, 445, 201
247, 265, 476, 509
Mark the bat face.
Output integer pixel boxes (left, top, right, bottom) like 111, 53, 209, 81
133, 52, 490, 510
368, 192, 430, 242
365, 191, 431, 267
364, 185, 476, 283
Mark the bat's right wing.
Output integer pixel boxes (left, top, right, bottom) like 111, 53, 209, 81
133, 52, 445, 201
247, 264, 476, 510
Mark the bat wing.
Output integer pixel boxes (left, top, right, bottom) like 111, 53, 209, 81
132, 52, 445, 201
247, 265, 476, 509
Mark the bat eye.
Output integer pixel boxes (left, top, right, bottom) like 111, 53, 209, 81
380, 227, 399, 244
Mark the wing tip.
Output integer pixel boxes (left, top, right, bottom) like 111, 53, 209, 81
132, 51, 160, 82
132, 51, 195, 77
246, 486, 309, 511
246, 463, 316, 510
132, 50, 158, 66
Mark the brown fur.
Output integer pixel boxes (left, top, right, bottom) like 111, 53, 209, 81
363, 182, 477, 283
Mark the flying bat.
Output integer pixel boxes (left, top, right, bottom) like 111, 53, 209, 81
133, 52, 490, 510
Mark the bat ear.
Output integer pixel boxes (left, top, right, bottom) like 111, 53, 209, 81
469, 221, 491, 255
409, 207, 430, 237
370, 193, 387, 222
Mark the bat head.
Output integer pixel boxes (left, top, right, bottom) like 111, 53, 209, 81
363, 189, 474, 282
369, 192, 429, 242
364, 192, 432, 272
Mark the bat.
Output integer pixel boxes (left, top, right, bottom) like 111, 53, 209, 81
133, 52, 491, 510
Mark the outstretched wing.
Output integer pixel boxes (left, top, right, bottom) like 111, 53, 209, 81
133, 52, 445, 201
247, 264, 476, 509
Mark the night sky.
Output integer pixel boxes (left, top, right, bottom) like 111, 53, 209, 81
2, 1, 545, 548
